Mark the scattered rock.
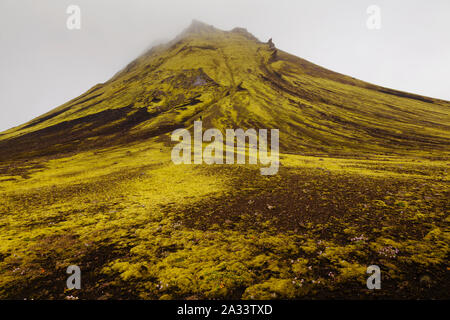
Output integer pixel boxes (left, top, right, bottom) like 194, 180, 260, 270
193, 75, 207, 86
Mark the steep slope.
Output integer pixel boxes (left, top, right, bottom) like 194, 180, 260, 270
1, 20, 449, 161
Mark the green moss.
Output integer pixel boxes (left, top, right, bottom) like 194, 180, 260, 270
0, 23, 448, 299
243, 278, 297, 300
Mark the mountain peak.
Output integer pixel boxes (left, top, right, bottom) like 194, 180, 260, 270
0, 21, 448, 161
230, 27, 260, 42
179, 20, 260, 42
182, 20, 218, 35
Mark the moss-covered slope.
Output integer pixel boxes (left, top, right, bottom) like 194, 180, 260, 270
1, 20, 449, 160
0, 21, 448, 300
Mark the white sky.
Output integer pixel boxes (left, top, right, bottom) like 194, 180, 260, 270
0, 0, 449, 132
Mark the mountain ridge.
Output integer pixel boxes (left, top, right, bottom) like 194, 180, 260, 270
1, 21, 449, 161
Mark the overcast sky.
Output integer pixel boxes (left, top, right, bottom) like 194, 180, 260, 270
0, 0, 449, 132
